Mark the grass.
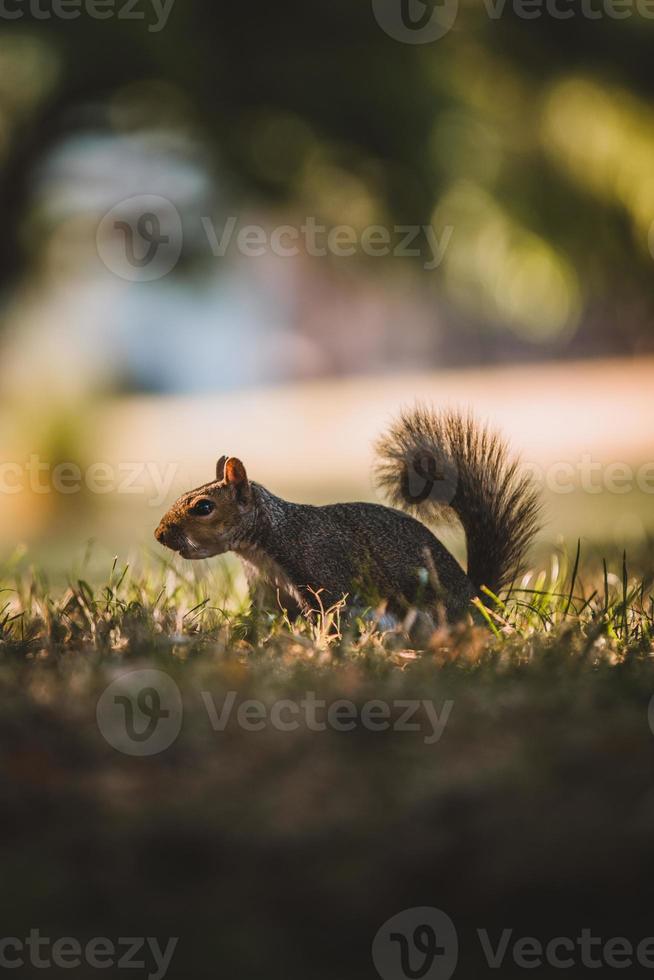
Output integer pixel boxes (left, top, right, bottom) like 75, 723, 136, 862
3, 540, 654, 659
2, 544, 654, 978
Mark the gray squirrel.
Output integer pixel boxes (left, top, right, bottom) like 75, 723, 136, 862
155, 407, 540, 622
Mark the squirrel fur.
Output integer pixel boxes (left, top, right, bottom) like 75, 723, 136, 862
155, 408, 540, 623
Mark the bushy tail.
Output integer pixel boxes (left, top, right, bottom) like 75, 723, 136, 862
374, 406, 541, 595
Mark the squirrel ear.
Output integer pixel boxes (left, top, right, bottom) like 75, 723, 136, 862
224, 457, 248, 488
216, 455, 227, 481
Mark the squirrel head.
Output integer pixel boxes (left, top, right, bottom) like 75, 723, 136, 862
155, 455, 254, 559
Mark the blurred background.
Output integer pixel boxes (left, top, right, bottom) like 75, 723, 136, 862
1, 0, 653, 572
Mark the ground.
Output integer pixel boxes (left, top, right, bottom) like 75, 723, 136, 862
1, 545, 654, 978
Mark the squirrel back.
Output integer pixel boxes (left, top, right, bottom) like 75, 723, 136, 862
374, 407, 540, 596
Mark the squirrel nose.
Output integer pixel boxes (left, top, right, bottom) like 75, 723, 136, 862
155, 523, 166, 544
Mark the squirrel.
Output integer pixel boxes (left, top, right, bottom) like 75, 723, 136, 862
155, 407, 540, 623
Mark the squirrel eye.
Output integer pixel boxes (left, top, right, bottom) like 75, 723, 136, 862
190, 499, 215, 516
